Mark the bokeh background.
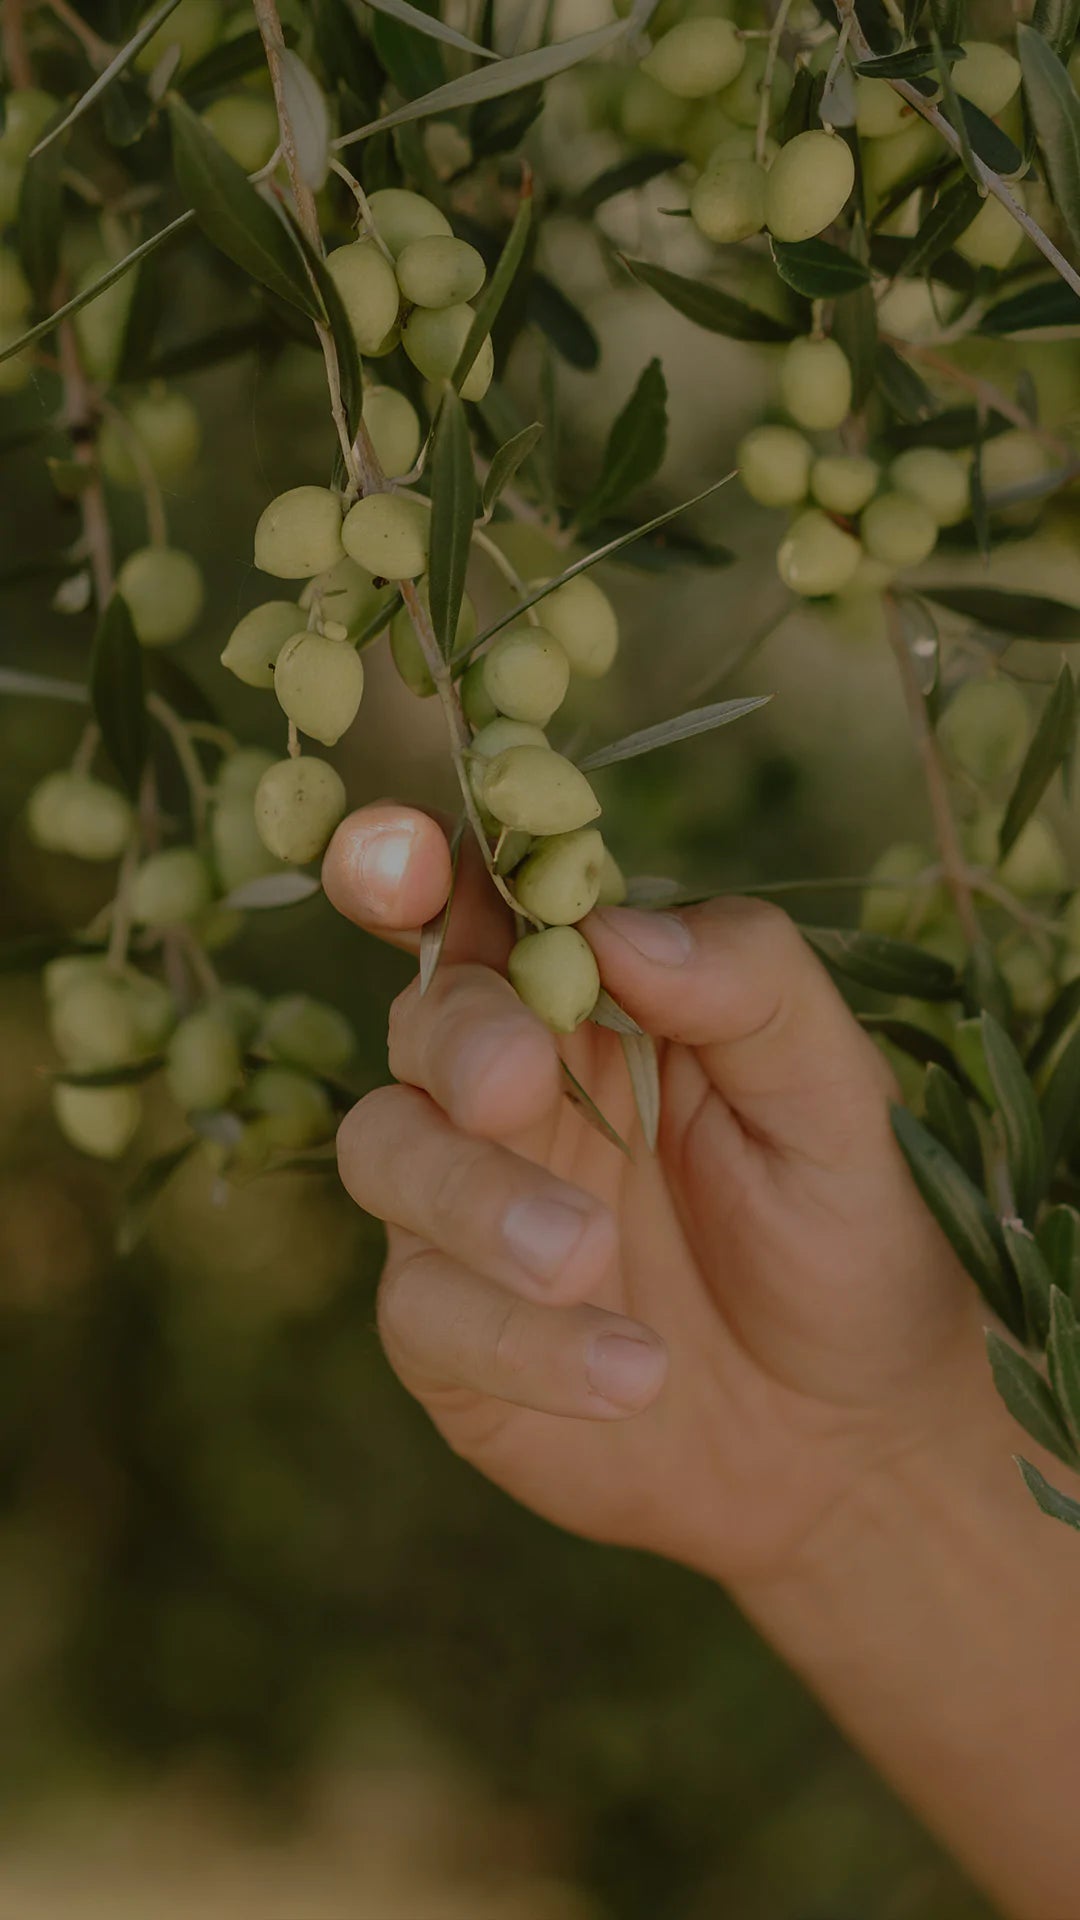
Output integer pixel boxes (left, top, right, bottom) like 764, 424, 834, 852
9, 22, 1080, 1910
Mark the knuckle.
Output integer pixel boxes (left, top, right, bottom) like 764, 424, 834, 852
375, 1246, 436, 1354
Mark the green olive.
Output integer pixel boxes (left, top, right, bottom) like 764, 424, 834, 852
939, 679, 1029, 782
641, 18, 746, 99
273, 630, 365, 745
890, 448, 970, 527
482, 745, 600, 836
200, 93, 279, 172
765, 130, 855, 242
365, 188, 452, 259
402, 304, 494, 401
53, 1083, 141, 1159
482, 627, 570, 725
326, 239, 402, 354
341, 492, 429, 580
395, 235, 486, 309
690, 158, 767, 243
779, 335, 852, 431
27, 771, 133, 860
810, 455, 879, 517
737, 425, 813, 508
254, 486, 345, 580
512, 827, 605, 925
166, 1006, 244, 1113
361, 386, 422, 477
775, 509, 862, 597
258, 993, 353, 1075
508, 926, 601, 1033
254, 755, 347, 865
130, 847, 214, 926
116, 546, 205, 647
221, 600, 302, 688
860, 493, 938, 568
99, 388, 201, 487
133, 0, 222, 73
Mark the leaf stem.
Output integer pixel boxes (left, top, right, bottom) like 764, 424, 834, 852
885, 592, 980, 945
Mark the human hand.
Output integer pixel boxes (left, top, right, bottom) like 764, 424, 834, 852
323, 805, 981, 1592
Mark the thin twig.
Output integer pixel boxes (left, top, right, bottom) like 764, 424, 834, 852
1, 0, 33, 86
148, 692, 209, 831
885, 593, 980, 944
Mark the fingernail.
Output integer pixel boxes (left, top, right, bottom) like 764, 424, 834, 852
503, 1197, 591, 1281
593, 907, 691, 966
354, 819, 418, 919
586, 1332, 666, 1411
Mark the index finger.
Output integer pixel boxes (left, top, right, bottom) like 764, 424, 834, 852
322, 802, 512, 967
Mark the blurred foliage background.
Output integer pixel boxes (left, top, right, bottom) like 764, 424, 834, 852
12, 15, 1080, 1907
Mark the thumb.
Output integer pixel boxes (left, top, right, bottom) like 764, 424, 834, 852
584, 899, 895, 1162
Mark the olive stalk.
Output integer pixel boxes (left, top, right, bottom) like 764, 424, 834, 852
885, 593, 980, 945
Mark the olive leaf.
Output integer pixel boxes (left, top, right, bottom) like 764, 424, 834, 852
1038, 1204, 1080, 1307
923, 1062, 984, 1185
1040, 1023, 1080, 1170
527, 274, 600, 369
621, 1031, 661, 1154
1047, 1285, 1080, 1446
281, 51, 331, 191
577, 150, 683, 215
470, 85, 545, 160
18, 109, 67, 304
53, 1057, 165, 1088
875, 344, 939, 423
90, 593, 147, 801
891, 1106, 1022, 1332
1019, 24, 1080, 251
986, 1329, 1079, 1464
451, 191, 533, 396
931, 26, 980, 185
923, 586, 1080, 637
29, 0, 182, 158
0, 933, 100, 973
1033, 0, 1080, 64
1003, 1221, 1055, 1347
334, 19, 628, 148
576, 358, 668, 530
980, 1013, 1046, 1221
167, 95, 322, 319
578, 695, 770, 772
1016, 1456, 1080, 1530
957, 99, 1023, 175
854, 42, 963, 76
999, 662, 1076, 858
980, 279, 1080, 335
899, 177, 982, 278
117, 1140, 196, 1257
428, 386, 475, 661
770, 238, 870, 298
620, 255, 802, 343
361, 0, 498, 60
180, 28, 275, 97
222, 872, 322, 910
859, 1015, 963, 1078
560, 1059, 632, 1158
145, 319, 268, 377
590, 991, 644, 1038
419, 821, 463, 996
805, 929, 959, 1000
481, 423, 542, 519
0, 211, 194, 366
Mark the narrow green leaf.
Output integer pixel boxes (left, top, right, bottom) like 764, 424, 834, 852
1037, 1204, 1080, 1309
335, 19, 627, 147
620, 255, 800, 343
806, 929, 959, 1001
1048, 1285, 1080, 1444
854, 42, 963, 77
1016, 1456, 1080, 1529
1004, 1220, 1055, 1346
900, 176, 982, 278
1033, 0, 1080, 63
180, 28, 273, 97
18, 111, 66, 303
577, 357, 668, 530
419, 819, 463, 995
924, 1062, 984, 1185
221, 872, 322, 910
969, 411, 991, 560
832, 276, 879, 411
469, 84, 545, 160
29, 0, 181, 158
89, 593, 147, 800
428, 386, 475, 660
0, 668, 87, 702
145, 319, 268, 377
578, 695, 769, 773
875, 343, 939, 423
620, 1030, 660, 1153
482, 422, 542, 518
167, 94, 321, 319
362, 0, 498, 59
0, 211, 194, 367
101, 72, 154, 148
980, 278, 1080, 335
986, 1329, 1079, 1463
1000, 663, 1076, 858
578, 149, 683, 214
981, 1012, 1046, 1220
117, 1139, 196, 1257
0, 932, 100, 973
560, 1059, 632, 1158
1041, 1023, 1080, 1169
770, 237, 870, 298
53, 1056, 165, 1088
892, 1106, 1022, 1330
452, 189, 533, 395
957, 99, 1023, 174
931, 25, 980, 185
1019, 24, 1080, 252
923, 586, 1080, 637
577, 518, 735, 572
859, 1015, 963, 1079
590, 990, 644, 1038
527, 273, 600, 369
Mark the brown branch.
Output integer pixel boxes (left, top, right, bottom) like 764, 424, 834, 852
2, 0, 33, 86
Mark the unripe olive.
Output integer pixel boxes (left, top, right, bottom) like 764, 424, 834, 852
861, 120, 940, 203
776, 509, 861, 597
0, 89, 58, 162
718, 41, 792, 127
512, 827, 605, 926
468, 718, 549, 801
641, 18, 745, 98
508, 926, 600, 1034
859, 841, 937, 937
969, 812, 1067, 895
596, 847, 627, 908
703, 127, 779, 168
531, 574, 619, 681
44, 954, 106, 1003
254, 755, 347, 865
53, 1083, 141, 1160
779, 335, 852, 431
1000, 940, 1055, 1017
259, 993, 353, 1075
326, 240, 401, 354
853, 76, 911, 138
218, 985, 264, 1045
395, 235, 486, 309
461, 658, 498, 729
51, 974, 142, 1069
765, 130, 855, 242
130, 847, 214, 926
72, 259, 134, 383
890, 447, 970, 527
166, 1006, 243, 1112
99, 388, 201, 487
860, 492, 938, 568
389, 584, 475, 694
620, 70, 691, 145
361, 386, 421, 478
124, 969, 176, 1052
246, 1064, 334, 1148
737, 424, 812, 508
301, 552, 389, 633
482, 627, 570, 726
254, 486, 345, 580
221, 600, 301, 688
27, 771, 132, 860
217, 746, 277, 798
955, 189, 1025, 270
953, 40, 1021, 117
365, 187, 452, 258
211, 793, 284, 893
939, 678, 1028, 782
874, 276, 961, 343
134, 0, 222, 73
980, 430, 1053, 521
810, 455, 879, 517
690, 159, 767, 243
0, 246, 31, 321
341, 491, 429, 580
681, 99, 738, 169
116, 546, 204, 646
273, 630, 364, 746
402, 304, 494, 401
200, 93, 279, 172
482, 746, 600, 836
194, 904, 243, 951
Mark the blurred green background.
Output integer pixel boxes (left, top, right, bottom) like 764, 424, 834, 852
0, 95, 1039, 1912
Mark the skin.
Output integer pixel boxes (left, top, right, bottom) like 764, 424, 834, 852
324, 803, 1080, 1920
